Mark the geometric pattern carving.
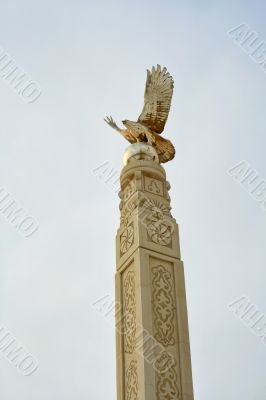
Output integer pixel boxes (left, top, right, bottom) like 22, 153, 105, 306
120, 223, 134, 255
155, 352, 180, 400
152, 265, 175, 346
126, 360, 138, 400
124, 271, 136, 353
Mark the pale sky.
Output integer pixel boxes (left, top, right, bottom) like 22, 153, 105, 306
0, 0, 266, 399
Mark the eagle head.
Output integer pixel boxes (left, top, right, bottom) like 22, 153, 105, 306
122, 120, 133, 129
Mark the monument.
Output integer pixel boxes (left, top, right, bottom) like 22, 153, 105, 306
105, 65, 194, 400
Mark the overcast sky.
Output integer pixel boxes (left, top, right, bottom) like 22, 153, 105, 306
0, 0, 266, 399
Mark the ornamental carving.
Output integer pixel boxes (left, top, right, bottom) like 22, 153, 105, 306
124, 271, 136, 353
152, 265, 175, 346
147, 221, 172, 246
146, 200, 174, 246
120, 195, 146, 227
119, 180, 136, 211
144, 176, 164, 196
120, 196, 174, 247
126, 360, 138, 400
124, 180, 135, 201
121, 201, 138, 226
144, 198, 170, 218
155, 352, 180, 400
120, 223, 134, 255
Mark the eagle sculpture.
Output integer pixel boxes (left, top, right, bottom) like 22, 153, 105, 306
104, 65, 175, 163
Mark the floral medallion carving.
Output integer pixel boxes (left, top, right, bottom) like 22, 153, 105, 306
126, 360, 138, 400
152, 265, 175, 346
147, 221, 172, 246
124, 271, 136, 353
155, 352, 180, 400
120, 223, 134, 255
144, 200, 174, 247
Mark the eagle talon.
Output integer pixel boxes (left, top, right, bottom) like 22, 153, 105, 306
146, 134, 155, 146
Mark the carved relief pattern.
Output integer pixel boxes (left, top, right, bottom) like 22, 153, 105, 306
155, 352, 180, 400
152, 265, 175, 346
120, 223, 134, 255
144, 176, 164, 196
147, 221, 172, 246
146, 200, 174, 246
144, 199, 170, 218
119, 179, 136, 211
126, 360, 138, 400
120, 194, 147, 227
120, 195, 174, 247
124, 180, 136, 201
124, 271, 136, 353
121, 199, 139, 226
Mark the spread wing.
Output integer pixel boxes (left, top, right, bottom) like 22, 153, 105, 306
138, 65, 174, 134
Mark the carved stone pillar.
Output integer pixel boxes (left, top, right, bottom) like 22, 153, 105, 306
115, 144, 194, 400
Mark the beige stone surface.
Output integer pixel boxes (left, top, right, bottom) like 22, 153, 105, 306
115, 151, 194, 400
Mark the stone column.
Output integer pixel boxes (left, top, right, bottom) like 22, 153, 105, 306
115, 144, 194, 400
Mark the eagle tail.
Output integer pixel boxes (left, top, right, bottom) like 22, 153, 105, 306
154, 135, 175, 163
